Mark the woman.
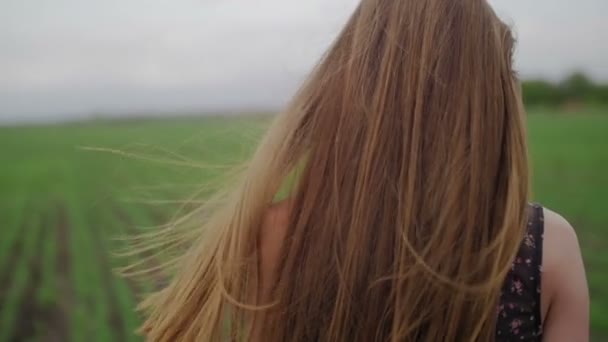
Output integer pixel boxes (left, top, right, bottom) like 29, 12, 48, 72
140, 0, 589, 340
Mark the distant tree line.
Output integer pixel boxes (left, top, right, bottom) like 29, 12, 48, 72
522, 72, 608, 107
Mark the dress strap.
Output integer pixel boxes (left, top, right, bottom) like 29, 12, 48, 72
529, 203, 544, 334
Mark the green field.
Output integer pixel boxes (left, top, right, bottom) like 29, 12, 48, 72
0, 110, 606, 341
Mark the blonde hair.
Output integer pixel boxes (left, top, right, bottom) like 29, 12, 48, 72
140, 0, 529, 340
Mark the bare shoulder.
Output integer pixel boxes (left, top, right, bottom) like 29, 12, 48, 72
249, 201, 293, 339
543, 207, 579, 249
258, 200, 293, 279
260, 199, 292, 243
542, 208, 584, 291
542, 207, 581, 277
541, 207, 589, 341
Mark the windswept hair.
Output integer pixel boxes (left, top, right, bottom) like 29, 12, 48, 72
140, 0, 529, 340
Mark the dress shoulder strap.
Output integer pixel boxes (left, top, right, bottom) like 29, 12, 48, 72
496, 203, 545, 340
528, 203, 544, 330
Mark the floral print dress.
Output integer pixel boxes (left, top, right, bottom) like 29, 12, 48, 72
496, 203, 544, 341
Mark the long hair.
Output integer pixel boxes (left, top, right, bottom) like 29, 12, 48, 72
140, 0, 529, 340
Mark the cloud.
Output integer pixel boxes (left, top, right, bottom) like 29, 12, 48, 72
0, 0, 606, 122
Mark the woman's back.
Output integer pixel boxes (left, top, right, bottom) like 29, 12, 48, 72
139, 0, 589, 340
254, 203, 588, 341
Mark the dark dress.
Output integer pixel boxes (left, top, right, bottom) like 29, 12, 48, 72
495, 203, 544, 341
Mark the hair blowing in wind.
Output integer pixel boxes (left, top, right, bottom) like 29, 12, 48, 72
139, 0, 529, 340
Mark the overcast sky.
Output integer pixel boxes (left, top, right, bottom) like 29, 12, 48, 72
1, 0, 607, 124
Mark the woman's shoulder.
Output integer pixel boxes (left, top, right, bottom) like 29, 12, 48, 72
541, 206, 583, 300
261, 199, 292, 241
542, 207, 579, 251
259, 200, 293, 278
540, 206, 589, 340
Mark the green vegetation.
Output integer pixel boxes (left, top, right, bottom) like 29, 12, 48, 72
0, 111, 606, 341
522, 72, 608, 107
0, 117, 266, 342
528, 111, 608, 340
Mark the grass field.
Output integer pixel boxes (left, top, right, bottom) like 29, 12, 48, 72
0, 109, 606, 341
